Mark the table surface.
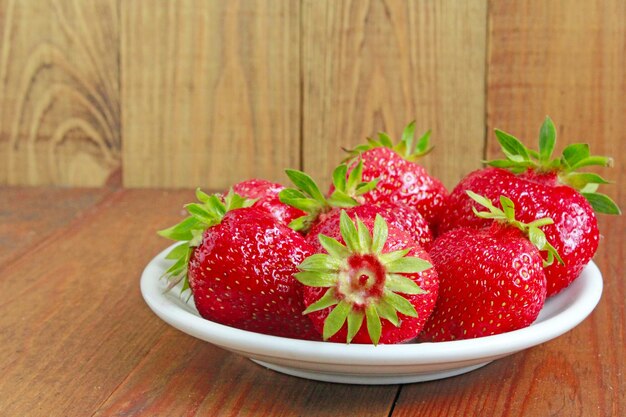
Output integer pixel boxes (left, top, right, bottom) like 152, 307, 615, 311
0, 187, 623, 417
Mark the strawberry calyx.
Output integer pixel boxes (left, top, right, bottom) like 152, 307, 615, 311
157, 189, 256, 294
278, 160, 379, 232
344, 121, 433, 163
466, 190, 564, 267
295, 211, 432, 345
486, 116, 620, 215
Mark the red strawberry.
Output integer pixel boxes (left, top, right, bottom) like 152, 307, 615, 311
309, 202, 433, 250
232, 178, 305, 225
279, 162, 433, 248
343, 122, 448, 227
158, 190, 319, 340
420, 192, 554, 342
296, 211, 438, 345
438, 117, 620, 296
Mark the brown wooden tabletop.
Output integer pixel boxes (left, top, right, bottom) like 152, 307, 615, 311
0, 187, 623, 417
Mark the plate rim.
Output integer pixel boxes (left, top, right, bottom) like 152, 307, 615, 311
141, 244, 603, 366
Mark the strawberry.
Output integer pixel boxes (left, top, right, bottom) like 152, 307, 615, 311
232, 178, 305, 226
158, 190, 319, 340
308, 202, 434, 250
420, 192, 557, 342
295, 211, 438, 345
279, 161, 433, 248
438, 117, 620, 296
343, 122, 448, 227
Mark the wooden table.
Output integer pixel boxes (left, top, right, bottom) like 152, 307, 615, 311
1, 187, 623, 416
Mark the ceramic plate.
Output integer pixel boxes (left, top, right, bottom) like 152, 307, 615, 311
140, 245, 603, 385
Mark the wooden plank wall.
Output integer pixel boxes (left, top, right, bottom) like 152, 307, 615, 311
0, 0, 623, 200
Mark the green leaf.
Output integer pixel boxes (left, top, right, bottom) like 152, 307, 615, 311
371, 214, 388, 254
164, 255, 187, 277
323, 300, 352, 340
466, 190, 500, 213
561, 143, 590, 168
580, 183, 600, 193
223, 189, 252, 211
378, 132, 394, 148
180, 277, 192, 299
545, 242, 565, 266
206, 194, 226, 217
303, 288, 339, 314
471, 209, 505, 220
339, 211, 361, 252
383, 291, 418, 318
378, 249, 410, 265
414, 129, 431, 154
570, 155, 613, 170
582, 192, 622, 215
365, 305, 382, 345
195, 188, 212, 203
355, 179, 379, 195
164, 243, 190, 260
356, 217, 373, 252
385, 257, 432, 273
538, 116, 556, 162
285, 169, 327, 204
526, 226, 564, 266
347, 160, 364, 192
284, 198, 324, 213
527, 218, 554, 228
294, 271, 338, 287
385, 274, 426, 295
298, 253, 342, 272
346, 310, 365, 343
279, 188, 307, 201
527, 226, 547, 252
562, 172, 611, 190
189, 229, 204, 247
495, 129, 530, 160
400, 121, 416, 153
185, 203, 215, 224
486, 159, 521, 169
332, 164, 348, 191
318, 234, 351, 259
375, 299, 399, 327
157, 216, 201, 241
499, 196, 516, 219
327, 191, 359, 208
287, 216, 310, 232
279, 188, 325, 212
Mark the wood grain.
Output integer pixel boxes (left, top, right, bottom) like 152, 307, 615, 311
0, 189, 194, 416
486, 0, 625, 201
0, 187, 112, 264
121, 0, 301, 188
0, 0, 121, 186
389, 1, 626, 415
0, 188, 398, 417
0, 188, 623, 415
94, 330, 398, 416
301, 0, 487, 189
486, 2, 625, 410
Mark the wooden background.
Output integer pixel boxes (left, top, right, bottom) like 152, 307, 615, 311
0, 0, 623, 201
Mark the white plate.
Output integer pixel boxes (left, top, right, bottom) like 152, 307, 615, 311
140, 245, 603, 385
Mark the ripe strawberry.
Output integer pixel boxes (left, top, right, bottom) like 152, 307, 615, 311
308, 202, 433, 250
158, 190, 319, 340
232, 178, 305, 226
438, 117, 620, 296
279, 161, 433, 248
420, 192, 557, 342
296, 211, 438, 345
343, 122, 448, 227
